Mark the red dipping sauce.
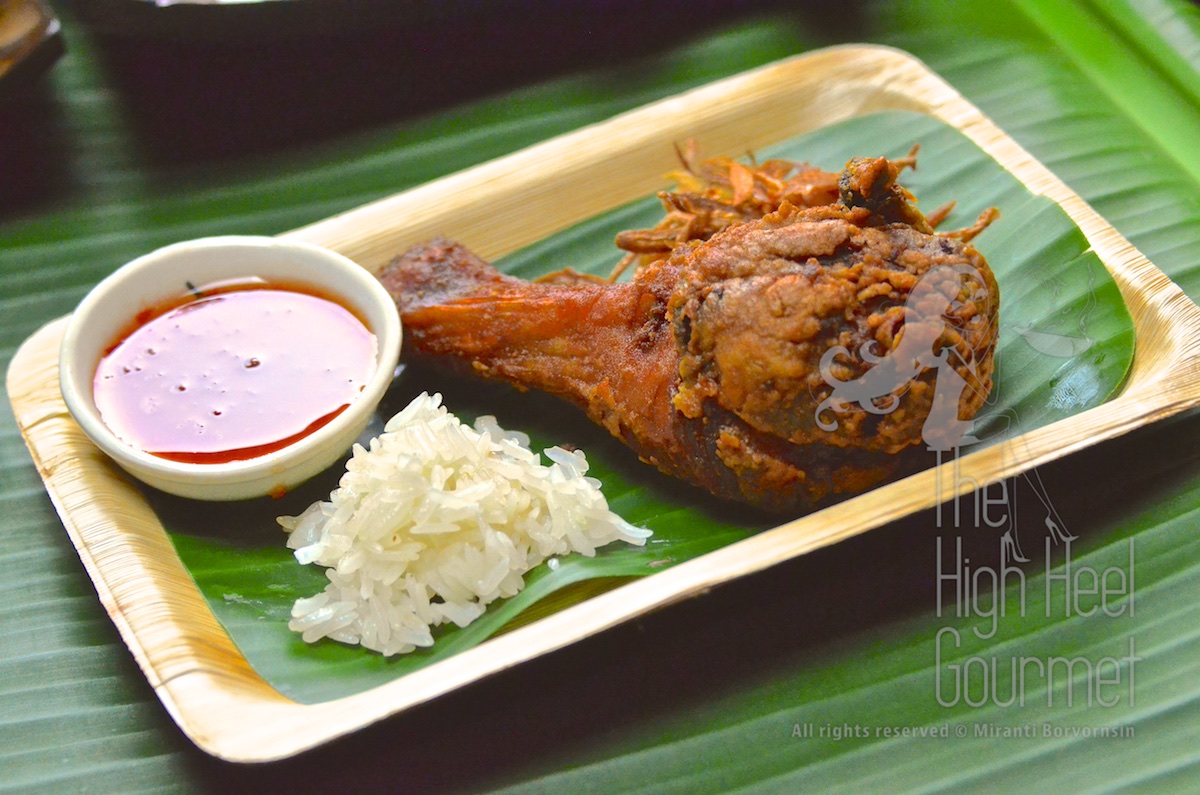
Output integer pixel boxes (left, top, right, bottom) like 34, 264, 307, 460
93, 282, 377, 464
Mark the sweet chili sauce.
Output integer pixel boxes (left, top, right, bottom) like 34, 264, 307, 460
93, 278, 377, 464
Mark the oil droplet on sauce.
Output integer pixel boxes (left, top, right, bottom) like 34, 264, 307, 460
93, 285, 377, 464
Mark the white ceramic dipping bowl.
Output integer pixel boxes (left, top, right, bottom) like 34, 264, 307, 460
59, 236, 402, 501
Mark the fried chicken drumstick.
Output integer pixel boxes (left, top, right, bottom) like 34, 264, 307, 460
378, 154, 999, 514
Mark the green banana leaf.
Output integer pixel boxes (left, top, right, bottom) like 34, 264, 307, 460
158, 108, 1133, 704
3, 0, 1200, 792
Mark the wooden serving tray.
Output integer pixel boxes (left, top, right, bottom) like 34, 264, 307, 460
9, 45, 1200, 762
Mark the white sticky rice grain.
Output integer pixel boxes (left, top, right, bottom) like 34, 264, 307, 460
279, 392, 650, 656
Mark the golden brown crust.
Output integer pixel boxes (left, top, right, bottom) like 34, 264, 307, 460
378, 154, 999, 514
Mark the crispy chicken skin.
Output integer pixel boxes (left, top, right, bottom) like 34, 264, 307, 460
378, 156, 999, 513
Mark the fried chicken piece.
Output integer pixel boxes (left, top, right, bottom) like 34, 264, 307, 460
378, 156, 999, 514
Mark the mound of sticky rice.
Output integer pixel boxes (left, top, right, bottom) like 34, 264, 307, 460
279, 392, 650, 656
